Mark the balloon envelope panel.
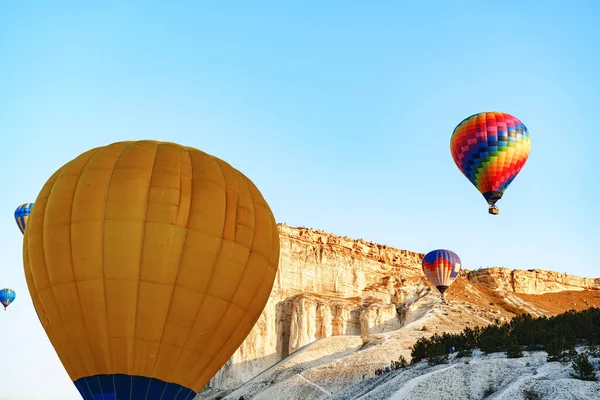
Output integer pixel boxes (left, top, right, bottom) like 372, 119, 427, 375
422, 249, 462, 289
23, 141, 280, 399
450, 111, 531, 201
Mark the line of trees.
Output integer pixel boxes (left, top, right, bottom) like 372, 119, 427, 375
409, 307, 600, 381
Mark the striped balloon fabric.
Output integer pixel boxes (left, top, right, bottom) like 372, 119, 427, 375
450, 111, 531, 213
14, 203, 34, 234
422, 249, 462, 296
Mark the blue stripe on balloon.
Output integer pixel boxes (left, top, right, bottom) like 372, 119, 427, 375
73, 374, 196, 400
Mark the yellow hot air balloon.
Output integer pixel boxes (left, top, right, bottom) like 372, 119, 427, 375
23, 140, 280, 400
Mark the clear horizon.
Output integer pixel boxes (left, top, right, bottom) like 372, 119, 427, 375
1, 1, 599, 398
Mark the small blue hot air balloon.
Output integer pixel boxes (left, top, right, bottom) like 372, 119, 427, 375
15, 203, 34, 234
0, 288, 16, 310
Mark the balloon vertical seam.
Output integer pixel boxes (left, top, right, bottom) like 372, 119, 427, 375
172, 152, 228, 384
129, 141, 160, 388
98, 143, 129, 398
76, 149, 109, 400
194, 162, 258, 386
23, 168, 75, 376
44, 163, 96, 394
153, 145, 193, 390
68, 149, 105, 386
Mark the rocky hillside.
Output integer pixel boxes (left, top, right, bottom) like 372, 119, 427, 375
466, 268, 600, 295
194, 224, 600, 399
202, 341, 600, 400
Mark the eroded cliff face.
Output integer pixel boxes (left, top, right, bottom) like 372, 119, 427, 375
203, 225, 600, 393
205, 225, 430, 390
466, 267, 600, 294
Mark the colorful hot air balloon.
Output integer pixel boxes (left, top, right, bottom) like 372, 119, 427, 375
23, 140, 280, 400
450, 112, 531, 215
15, 203, 34, 234
422, 249, 462, 299
0, 288, 16, 310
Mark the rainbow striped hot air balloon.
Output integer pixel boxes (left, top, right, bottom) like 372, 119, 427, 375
450, 112, 531, 215
0, 288, 16, 310
15, 203, 34, 234
422, 249, 461, 299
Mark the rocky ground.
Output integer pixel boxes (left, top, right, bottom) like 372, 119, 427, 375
195, 282, 600, 399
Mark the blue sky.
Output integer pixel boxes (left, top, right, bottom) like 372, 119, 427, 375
1, 1, 599, 398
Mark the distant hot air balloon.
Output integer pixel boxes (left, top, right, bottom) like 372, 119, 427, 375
450, 112, 531, 215
14, 203, 34, 234
422, 249, 462, 299
23, 140, 280, 400
0, 288, 16, 310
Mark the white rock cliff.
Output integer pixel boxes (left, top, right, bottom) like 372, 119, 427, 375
204, 224, 428, 390
201, 225, 600, 393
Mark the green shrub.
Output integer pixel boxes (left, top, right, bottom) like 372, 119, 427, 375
522, 388, 540, 400
506, 342, 523, 358
571, 353, 598, 381
427, 353, 449, 366
391, 355, 408, 370
545, 337, 576, 363
483, 385, 495, 398
456, 348, 473, 358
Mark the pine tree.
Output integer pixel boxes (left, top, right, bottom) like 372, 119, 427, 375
505, 342, 523, 358
571, 353, 598, 381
